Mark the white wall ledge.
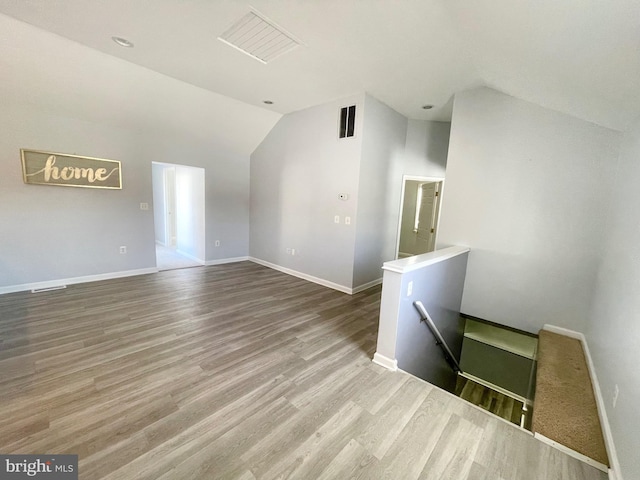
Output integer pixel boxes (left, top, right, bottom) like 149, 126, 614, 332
382, 245, 470, 274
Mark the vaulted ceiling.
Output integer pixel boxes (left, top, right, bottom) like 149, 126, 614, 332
1, 0, 639, 133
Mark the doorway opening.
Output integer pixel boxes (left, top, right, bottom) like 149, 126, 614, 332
152, 162, 206, 271
395, 175, 444, 259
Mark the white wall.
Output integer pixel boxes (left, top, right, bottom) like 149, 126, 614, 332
175, 165, 205, 262
587, 118, 640, 480
0, 14, 262, 291
152, 163, 167, 245
353, 104, 450, 288
353, 95, 408, 287
438, 87, 622, 333
0, 102, 252, 291
114, 136, 251, 264
0, 103, 156, 288
404, 120, 450, 177
249, 94, 451, 291
0, 14, 280, 157
250, 95, 365, 289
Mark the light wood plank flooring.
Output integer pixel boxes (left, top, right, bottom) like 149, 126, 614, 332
0, 262, 607, 479
455, 376, 525, 427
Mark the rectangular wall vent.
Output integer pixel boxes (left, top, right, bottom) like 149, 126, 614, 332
218, 11, 301, 64
339, 105, 356, 138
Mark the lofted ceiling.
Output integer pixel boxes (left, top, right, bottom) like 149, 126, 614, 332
0, 0, 639, 132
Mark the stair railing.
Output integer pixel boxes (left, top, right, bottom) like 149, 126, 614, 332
413, 301, 462, 373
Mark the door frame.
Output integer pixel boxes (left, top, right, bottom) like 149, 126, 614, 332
395, 175, 445, 260
164, 166, 177, 247
152, 161, 206, 264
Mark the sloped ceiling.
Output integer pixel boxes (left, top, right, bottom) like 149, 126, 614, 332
1, 0, 639, 134
0, 13, 281, 156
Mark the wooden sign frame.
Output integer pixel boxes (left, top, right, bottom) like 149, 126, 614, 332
21, 149, 122, 190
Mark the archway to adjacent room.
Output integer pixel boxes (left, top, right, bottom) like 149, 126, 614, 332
395, 175, 444, 259
152, 162, 205, 271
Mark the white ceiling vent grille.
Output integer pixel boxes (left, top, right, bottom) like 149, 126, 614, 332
218, 11, 301, 64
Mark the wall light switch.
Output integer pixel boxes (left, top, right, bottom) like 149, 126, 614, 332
215, 240, 221, 247
345, 216, 351, 225
334, 215, 340, 224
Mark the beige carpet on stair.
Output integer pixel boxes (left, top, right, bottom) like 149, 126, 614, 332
532, 330, 609, 466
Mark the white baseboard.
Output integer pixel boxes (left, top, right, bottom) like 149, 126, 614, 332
609, 466, 621, 480
248, 257, 353, 294
0, 267, 159, 295
372, 352, 398, 371
352, 277, 383, 294
205, 256, 249, 266
542, 324, 622, 480
534, 433, 608, 473
541, 324, 583, 340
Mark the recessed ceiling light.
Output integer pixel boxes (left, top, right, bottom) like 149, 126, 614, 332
422, 105, 434, 110
112, 36, 134, 48
263, 100, 274, 105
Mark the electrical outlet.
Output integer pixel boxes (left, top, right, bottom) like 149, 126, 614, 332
215, 240, 221, 247
291, 248, 296, 256
613, 384, 619, 408
119, 246, 127, 254
334, 215, 340, 224
345, 216, 351, 225
140, 202, 149, 210
407, 281, 413, 296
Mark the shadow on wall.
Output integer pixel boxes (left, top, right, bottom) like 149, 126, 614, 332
425, 121, 451, 173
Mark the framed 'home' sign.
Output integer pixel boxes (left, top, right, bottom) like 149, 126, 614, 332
21, 149, 122, 189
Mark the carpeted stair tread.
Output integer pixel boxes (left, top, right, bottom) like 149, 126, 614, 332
532, 330, 609, 466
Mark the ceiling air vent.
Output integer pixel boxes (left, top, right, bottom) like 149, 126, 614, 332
339, 105, 356, 138
218, 11, 301, 64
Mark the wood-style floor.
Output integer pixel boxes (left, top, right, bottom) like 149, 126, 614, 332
0, 262, 607, 480
455, 376, 525, 427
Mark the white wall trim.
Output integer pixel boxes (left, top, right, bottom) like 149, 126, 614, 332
534, 433, 609, 473
372, 352, 398, 371
383, 245, 469, 274
542, 324, 623, 480
205, 256, 249, 266
352, 277, 382, 294
0, 267, 159, 295
541, 324, 583, 340
248, 257, 352, 294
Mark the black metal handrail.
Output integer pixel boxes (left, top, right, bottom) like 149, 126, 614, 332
413, 301, 462, 373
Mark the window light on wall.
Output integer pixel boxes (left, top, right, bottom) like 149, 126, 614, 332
414, 183, 423, 232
